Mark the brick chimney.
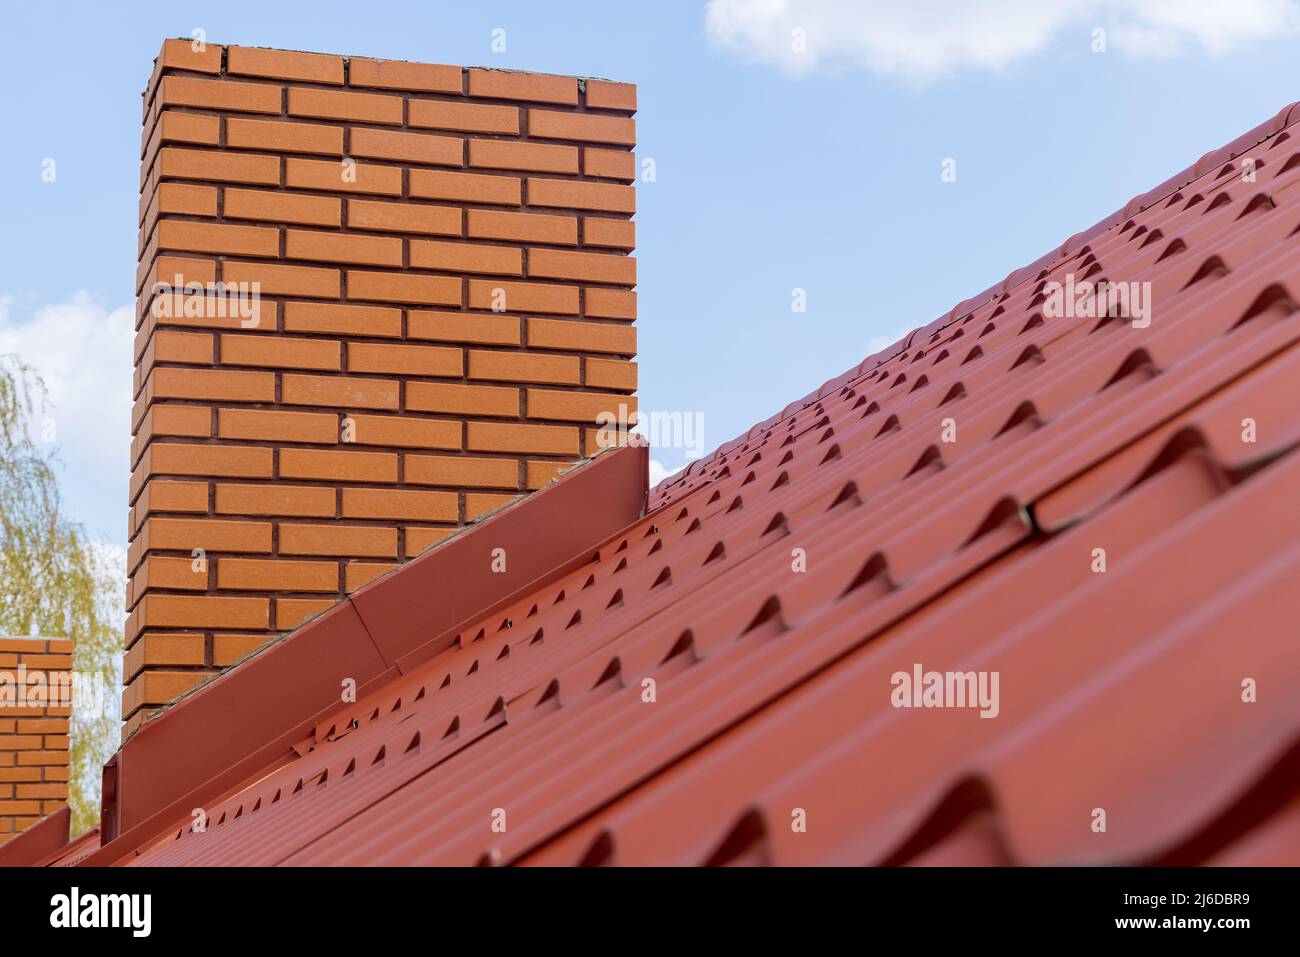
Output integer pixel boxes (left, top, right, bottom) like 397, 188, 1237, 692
127, 40, 638, 733
0, 637, 72, 843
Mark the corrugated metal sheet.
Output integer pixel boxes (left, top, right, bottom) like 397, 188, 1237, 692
81, 103, 1300, 866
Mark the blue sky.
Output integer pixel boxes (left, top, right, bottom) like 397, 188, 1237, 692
1, 0, 1298, 550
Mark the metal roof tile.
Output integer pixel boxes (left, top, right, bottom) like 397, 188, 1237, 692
19, 100, 1300, 869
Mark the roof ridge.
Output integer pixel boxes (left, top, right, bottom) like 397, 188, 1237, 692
655, 98, 1300, 496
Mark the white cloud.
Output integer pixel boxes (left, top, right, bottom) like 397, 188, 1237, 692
0, 292, 133, 473
704, 0, 1300, 82
649, 457, 685, 487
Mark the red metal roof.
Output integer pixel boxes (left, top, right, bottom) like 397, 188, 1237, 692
18, 99, 1300, 867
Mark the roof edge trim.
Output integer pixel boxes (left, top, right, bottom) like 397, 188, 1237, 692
0, 805, 70, 867
90, 443, 647, 862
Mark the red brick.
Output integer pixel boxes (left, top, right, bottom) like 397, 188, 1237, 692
123, 636, 195, 684
283, 301, 402, 337
279, 524, 397, 558
466, 492, 515, 520
468, 69, 577, 105
585, 287, 637, 319
138, 594, 269, 630
226, 117, 344, 156
526, 459, 573, 489
132, 556, 207, 593
285, 157, 402, 196
15, 719, 69, 735
586, 80, 637, 111
141, 442, 273, 480
467, 279, 577, 314
212, 634, 268, 666
143, 329, 214, 367
345, 561, 398, 591
469, 209, 576, 245
145, 111, 220, 160
404, 454, 518, 489
221, 333, 340, 370
348, 270, 462, 306
122, 671, 208, 713
139, 516, 273, 552
11, 652, 70, 669
350, 58, 461, 93
228, 46, 344, 84
15, 752, 73, 768
157, 220, 279, 258
408, 310, 520, 346
409, 240, 521, 276
408, 99, 519, 134
529, 109, 635, 145
286, 229, 402, 267
217, 407, 339, 443
585, 357, 638, 390
280, 448, 397, 482
154, 182, 219, 219
281, 373, 399, 410
342, 488, 457, 521
528, 317, 636, 355
529, 248, 636, 285
0, 800, 42, 815
159, 147, 280, 186
351, 128, 462, 166
347, 414, 461, 450
405, 381, 519, 417
404, 527, 457, 556
348, 342, 462, 376
0, 638, 55, 652
583, 217, 635, 250
527, 177, 635, 213
146, 363, 275, 408
223, 260, 341, 298
134, 479, 210, 517
218, 558, 339, 591
288, 86, 402, 124
223, 188, 342, 227
468, 139, 577, 174
277, 598, 337, 629
348, 198, 461, 236
16, 784, 68, 800
215, 483, 336, 517
158, 75, 281, 115
153, 37, 223, 79
469, 350, 579, 386
409, 168, 520, 206
527, 388, 636, 423
138, 255, 215, 298
467, 421, 579, 455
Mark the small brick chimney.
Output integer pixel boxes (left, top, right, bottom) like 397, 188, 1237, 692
0, 637, 72, 843
127, 40, 638, 733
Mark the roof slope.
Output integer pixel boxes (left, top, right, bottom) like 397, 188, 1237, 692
32, 99, 1300, 867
